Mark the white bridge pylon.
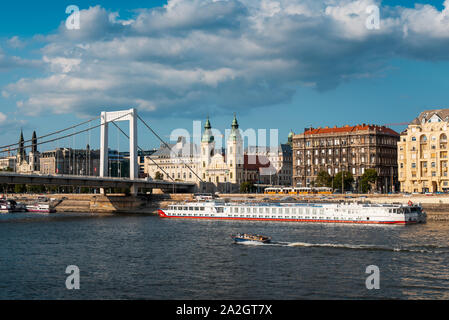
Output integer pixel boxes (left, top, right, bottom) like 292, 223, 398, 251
100, 108, 138, 181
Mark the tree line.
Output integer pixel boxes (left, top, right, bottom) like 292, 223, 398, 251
314, 168, 378, 193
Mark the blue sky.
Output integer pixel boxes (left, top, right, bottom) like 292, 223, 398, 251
1, 0, 449, 154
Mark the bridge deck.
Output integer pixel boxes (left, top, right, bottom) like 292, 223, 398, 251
0, 172, 195, 191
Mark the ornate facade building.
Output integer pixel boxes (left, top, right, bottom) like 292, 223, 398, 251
144, 115, 274, 193
0, 156, 16, 171
398, 109, 449, 193
292, 124, 399, 192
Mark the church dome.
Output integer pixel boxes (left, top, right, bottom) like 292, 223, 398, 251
228, 114, 241, 142
201, 117, 214, 143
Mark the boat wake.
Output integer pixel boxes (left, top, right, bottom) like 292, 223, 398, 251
235, 240, 268, 246
286, 242, 446, 253
236, 240, 447, 254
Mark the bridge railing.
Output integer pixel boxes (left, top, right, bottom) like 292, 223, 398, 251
0, 171, 195, 185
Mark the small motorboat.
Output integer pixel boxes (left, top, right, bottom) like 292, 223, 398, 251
231, 233, 272, 244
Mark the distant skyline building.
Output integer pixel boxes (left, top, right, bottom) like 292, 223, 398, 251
40, 146, 100, 176
0, 156, 16, 171
245, 139, 293, 186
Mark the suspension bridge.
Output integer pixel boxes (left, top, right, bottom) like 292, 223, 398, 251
0, 108, 196, 194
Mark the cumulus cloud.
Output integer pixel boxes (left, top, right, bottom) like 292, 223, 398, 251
3, 0, 449, 117
0, 47, 42, 72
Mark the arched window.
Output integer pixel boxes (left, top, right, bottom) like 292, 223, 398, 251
440, 133, 447, 143
420, 135, 427, 143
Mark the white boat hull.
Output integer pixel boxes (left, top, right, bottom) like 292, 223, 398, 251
159, 201, 426, 225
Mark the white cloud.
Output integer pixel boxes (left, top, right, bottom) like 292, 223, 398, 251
0, 47, 42, 71
7, 36, 25, 49
42, 56, 82, 73
3, 0, 449, 118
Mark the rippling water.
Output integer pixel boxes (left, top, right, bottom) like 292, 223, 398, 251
0, 212, 448, 299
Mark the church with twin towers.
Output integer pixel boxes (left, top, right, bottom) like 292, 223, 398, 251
144, 114, 293, 193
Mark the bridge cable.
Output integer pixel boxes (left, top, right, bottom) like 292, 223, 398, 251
0, 116, 101, 150
136, 115, 205, 184
110, 121, 177, 185
0, 112, 132, 155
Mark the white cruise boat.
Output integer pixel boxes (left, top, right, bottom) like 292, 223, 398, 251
159, 200, 426, 225
26, 203, 56, 214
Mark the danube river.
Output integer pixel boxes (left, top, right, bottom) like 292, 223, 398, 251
0, 212, 448, 299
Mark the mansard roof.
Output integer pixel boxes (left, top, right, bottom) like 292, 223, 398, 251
410, 108, 449, 125
303, 124, 399, 136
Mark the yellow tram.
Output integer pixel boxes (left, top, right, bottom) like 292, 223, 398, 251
264, 187, 332, 195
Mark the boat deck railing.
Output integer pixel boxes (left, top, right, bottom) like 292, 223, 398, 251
169, 201, 417, 209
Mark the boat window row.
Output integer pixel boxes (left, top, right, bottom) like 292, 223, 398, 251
231, 207, 326, 215
169, 206, 206, 211
174, 213, 213, 217
225, 215, 359, 220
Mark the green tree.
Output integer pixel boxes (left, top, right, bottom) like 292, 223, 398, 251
315, 171, 332, 187
154, 171, 163, 180
332, 171, 354, 192
360, 169, 378, 193
240, 181, 255, 193
80, 187, 91, 194
14, 184, 26, 194
26, 184, 46, 194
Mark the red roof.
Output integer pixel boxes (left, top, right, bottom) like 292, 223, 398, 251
304, 124, 399, 136
244, 155, 272, 170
